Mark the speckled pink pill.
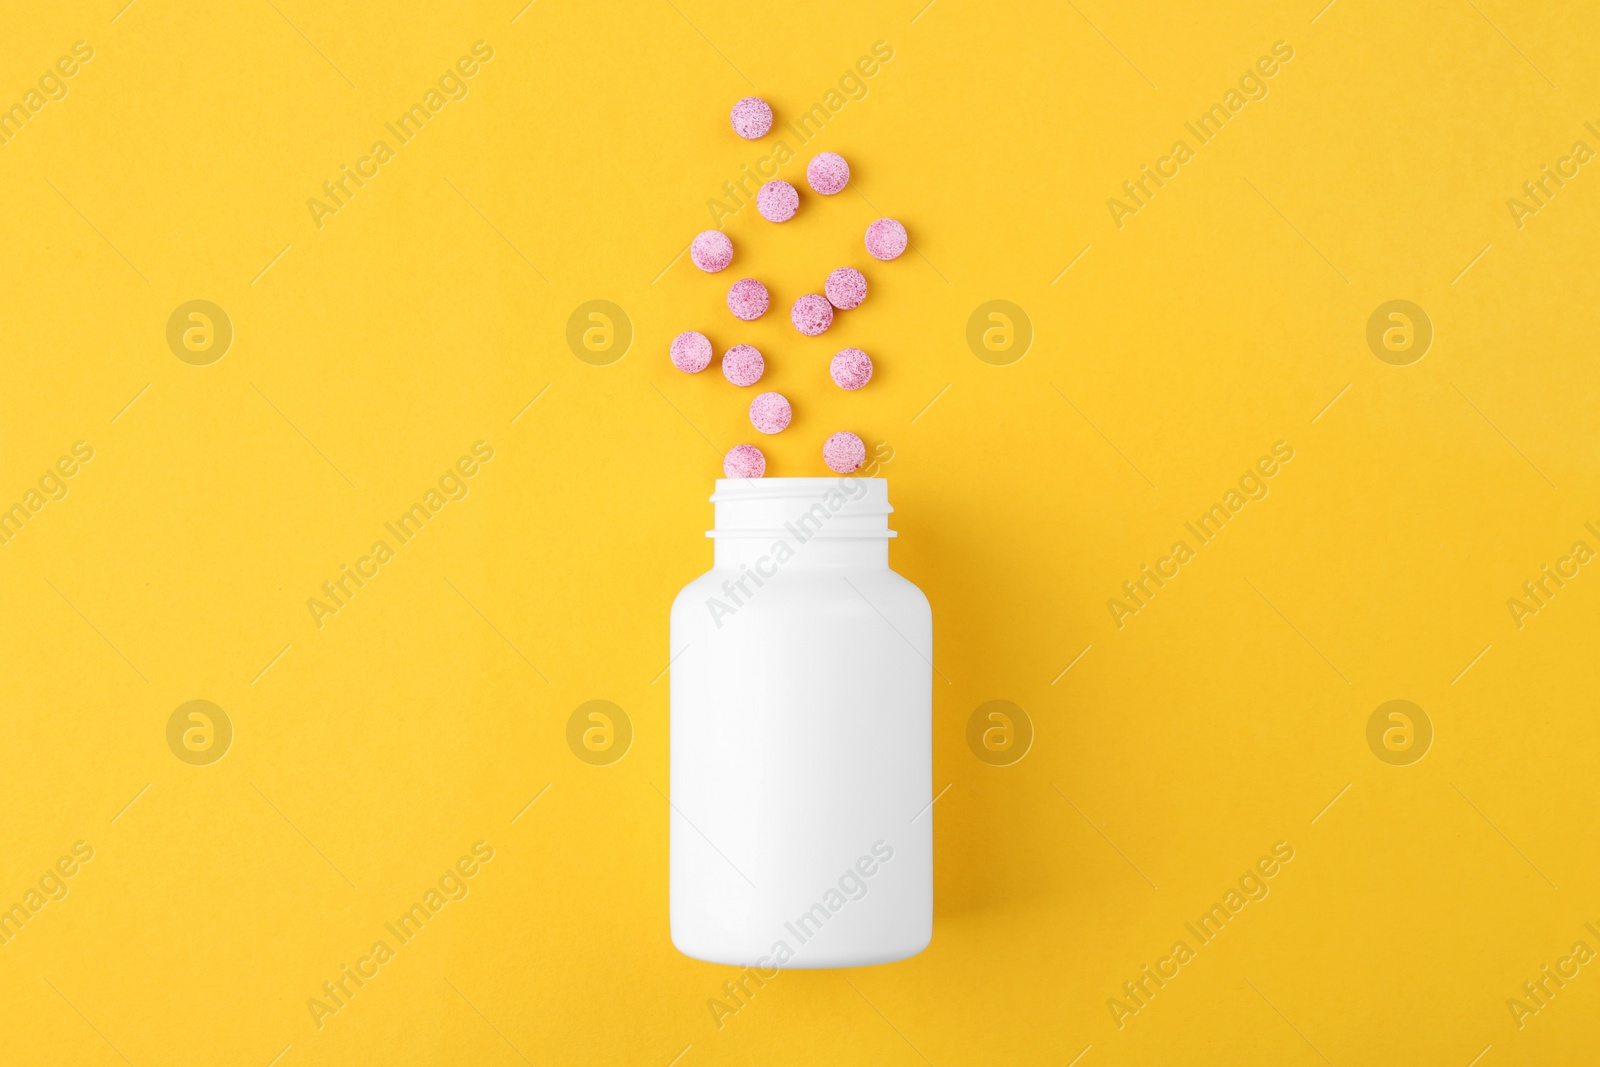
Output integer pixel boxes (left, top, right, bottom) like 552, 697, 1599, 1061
825, 267, 867, 310
727, 278, 769, 321
670, 331, 712, 373
823, 431, 866, 474
749, 391, 792, 434
790, 293, 833, 336
757, 180, 799, 223
865, 218, 908, 261
807, 152, 850, 195
690, 230, 733, 272
730, 97, 773, 140
830, 347, 873, 390
723, 443, 766, 478
721, 344, 764, 387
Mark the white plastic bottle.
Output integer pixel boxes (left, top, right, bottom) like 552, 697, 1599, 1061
669, 477, 932, 968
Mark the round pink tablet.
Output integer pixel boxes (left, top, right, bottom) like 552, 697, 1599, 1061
749, 391, 792, 434
727, 278, 769, 321
670, 331, 712, 373
730, 97, 773, 140
757, 180, 799, 223
807, 152, 850, 195
823, 432, 866, 474
790, 294, 833, 336
723, 443, 766, 478
830, 347, 873, 390
825, 267, 867, 310
690, 230, 733, 272
865, 218, 907, 261
721, 344, 764, 387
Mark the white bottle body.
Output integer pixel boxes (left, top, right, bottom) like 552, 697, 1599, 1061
669, 478, 932, 968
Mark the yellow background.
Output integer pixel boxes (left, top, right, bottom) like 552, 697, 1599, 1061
2, 0, 1598, 1063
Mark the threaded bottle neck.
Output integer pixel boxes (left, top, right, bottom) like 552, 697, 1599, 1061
708, 477, 894, 569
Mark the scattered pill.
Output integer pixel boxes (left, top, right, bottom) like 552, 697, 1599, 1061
806, 152, 850, 195
727, 278, 770, 321
749, 391, 793, 434
670, 331, 713, 373
722, 344, 765, 386
830, 347, 873, 390
825, 267, 867, 310
790, 293, 834, 336
723, 443, 766, 478
757, 180, 799, 223
823, 431, 866, 473
691, 230, 733, 272
865, 218, 907, 261
730, 97, 773, 140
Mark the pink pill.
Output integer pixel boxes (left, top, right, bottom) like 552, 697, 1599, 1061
830, 347, 873, 390
727, 278, 769, 321
757, 179, 799, 222
730, 97, 773, 140
865, 218, 908, 261
749, 391, 792, 434
691, 230, 733, 272
790, 293, 834, 336
823, 432, 866, 474
670, 331, 712, 373
723, 443, 766, 478
807, 152, 850, 195
825, 267, 867, 310
721, 344, 764, 387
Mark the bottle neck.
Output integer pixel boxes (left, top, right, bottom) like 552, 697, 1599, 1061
707, 477, 895, 570
714, 533, 887, 569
